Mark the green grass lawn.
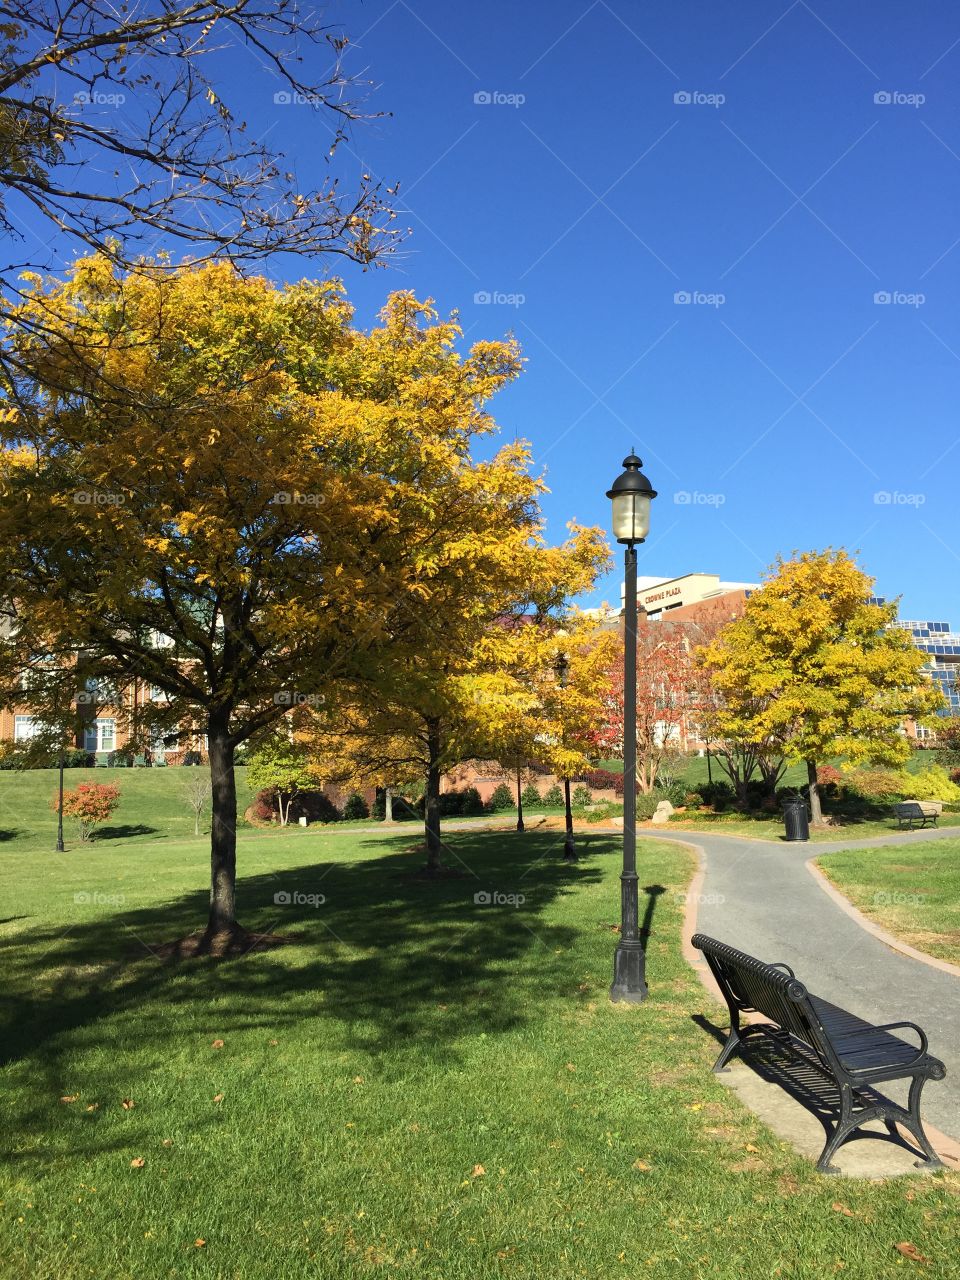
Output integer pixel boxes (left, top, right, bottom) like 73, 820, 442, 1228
2, 825, 959, 1278
818, 838, 960, 967
0, 766, 259, 851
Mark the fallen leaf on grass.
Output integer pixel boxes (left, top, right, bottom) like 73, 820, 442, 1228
211, 1039, 224, 1050
162, 1139, 173, 1147
268, 1039, 278, 1046
60, 1095, 79, 1104
212, 1093, 224, 1104
565, 1063, 576, 1072
352, 1076, 364, 1084
895, 1243, 930, 1264
85, 1103, 99, 1113
130, 1157, 145, 1169
471, 1165, 485, 1178
832, 1202, 855, 1217
687, 1103, 703, 1112
745, 1143, 760, 1153
121, 1099, 135, 1110
194, 1239, 206, 1248
632, 1159, 651, 1171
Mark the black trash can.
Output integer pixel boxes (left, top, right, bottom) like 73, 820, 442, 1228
782, 794, 810, 843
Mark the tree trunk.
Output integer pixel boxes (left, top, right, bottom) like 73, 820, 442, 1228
424, 718, 442, 873
207, 712, 238, 935
807, 758, 825, 827
384, 787, 394, 823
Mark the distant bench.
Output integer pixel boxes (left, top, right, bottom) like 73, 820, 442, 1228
692, 933, 945, 1173
894, 801, 939, 831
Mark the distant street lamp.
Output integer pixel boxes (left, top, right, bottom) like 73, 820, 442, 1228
55, 746, 66, 853
606, 452, 657, 1003
516, 762, 525, 832
555, 652, 576, 862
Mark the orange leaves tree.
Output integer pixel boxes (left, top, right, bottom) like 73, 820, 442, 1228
591, 621, 692, 793
0, 255, 549, 935
50, 781, 120, 842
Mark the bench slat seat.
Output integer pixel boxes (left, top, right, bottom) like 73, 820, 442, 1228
693, 933, 946, 1173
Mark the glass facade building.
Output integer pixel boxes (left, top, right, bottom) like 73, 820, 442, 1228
893, 619, 960, 721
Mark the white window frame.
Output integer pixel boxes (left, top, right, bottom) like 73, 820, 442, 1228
14, 715, 40, 742
84, 717, 116, 752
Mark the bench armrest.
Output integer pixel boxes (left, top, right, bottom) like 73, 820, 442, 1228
842, 1020, 929, 1072
768, 962, 795, 978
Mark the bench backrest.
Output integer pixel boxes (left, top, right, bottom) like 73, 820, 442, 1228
692, 933, 840, 1072
895, 803, 923, 815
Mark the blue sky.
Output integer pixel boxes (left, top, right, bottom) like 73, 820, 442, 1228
25, 1, 960, 620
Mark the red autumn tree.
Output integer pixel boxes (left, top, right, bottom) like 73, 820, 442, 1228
592, 622, 692, 793
51, 782, 121, 842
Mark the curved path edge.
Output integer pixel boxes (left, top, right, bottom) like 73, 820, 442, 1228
805, 857, 960, 980
651, 832, 960, 1169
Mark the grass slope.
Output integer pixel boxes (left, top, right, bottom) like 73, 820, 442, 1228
818, 838, 960, 966
1, 827, 958, 1278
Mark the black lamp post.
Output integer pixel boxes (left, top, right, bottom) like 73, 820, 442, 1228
607, 452, 657, 1003
515, 762, 525, 832
55, 746, 66, 852
554, 652, 576, 862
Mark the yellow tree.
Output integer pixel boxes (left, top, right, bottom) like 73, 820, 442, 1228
0, 255, 549, 939
699, 549, 945, 825
305, 536, 610, 872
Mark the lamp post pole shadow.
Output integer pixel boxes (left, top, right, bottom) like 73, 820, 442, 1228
606, 453, 657, 1004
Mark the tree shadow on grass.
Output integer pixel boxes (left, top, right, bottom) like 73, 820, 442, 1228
0, 832, 620, 1076
93, 823, 159, 841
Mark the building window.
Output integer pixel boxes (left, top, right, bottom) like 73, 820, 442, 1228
84, 718, 116, 752
14, 715, 40, 741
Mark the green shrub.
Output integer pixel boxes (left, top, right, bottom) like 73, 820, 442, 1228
571, 784, 591, 807
635, 793, 660, 820
488, 782, 515, 811
542, 783, 564, 807
571, 800, 621, 823
520, 782, 542, 807
342, 792, 370, 821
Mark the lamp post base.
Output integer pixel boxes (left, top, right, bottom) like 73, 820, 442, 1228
562, 833, 576, 863
610, 940, 648, 1003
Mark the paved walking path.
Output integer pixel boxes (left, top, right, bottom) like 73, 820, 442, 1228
643, 826, 960, 1141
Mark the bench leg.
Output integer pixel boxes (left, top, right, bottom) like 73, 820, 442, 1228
713, 1026, 741, 1072
899, 1075, 944, 1170
816, 1083, 859, 1173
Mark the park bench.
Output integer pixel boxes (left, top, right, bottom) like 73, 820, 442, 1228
894, 801, 939, 830
692, 933, 946, 1173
